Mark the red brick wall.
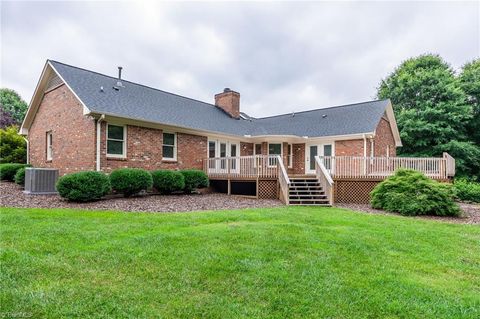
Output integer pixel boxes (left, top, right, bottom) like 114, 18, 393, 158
335, 139, 365, 156
99, 123, 207, 172
28, 84, 96, 175
291, 143, 305, 175
214, 90, 240, 119
240, 142, 253, 156
373, 117, 397, 157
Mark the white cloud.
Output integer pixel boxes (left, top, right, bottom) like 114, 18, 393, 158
0, 0, 478, 118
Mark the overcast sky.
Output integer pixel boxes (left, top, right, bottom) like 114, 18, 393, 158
1, 1, 478, 117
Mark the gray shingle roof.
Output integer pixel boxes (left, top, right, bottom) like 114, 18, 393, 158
50, 60, 389, 138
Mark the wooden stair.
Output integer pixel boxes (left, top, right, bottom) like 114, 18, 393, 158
288, 177, 330, 206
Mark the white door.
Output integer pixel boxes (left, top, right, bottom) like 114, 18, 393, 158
305, 144, 318, 175
305, 143, 333, 174
208, 140, 239, 173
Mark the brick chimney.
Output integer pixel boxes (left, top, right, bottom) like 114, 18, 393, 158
215, 88, 240, 119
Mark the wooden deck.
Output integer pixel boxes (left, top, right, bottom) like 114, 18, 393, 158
205, 153, 455, 181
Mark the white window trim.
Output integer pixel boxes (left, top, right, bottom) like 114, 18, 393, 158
46, 131, 53, 161
162, 132, 177, 161
106, 124, 127, 158
287, 143, 293, 168
254, 143, 262, 156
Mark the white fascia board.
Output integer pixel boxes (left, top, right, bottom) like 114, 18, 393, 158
19, 61, 92, 135
20, 61, 50, 135
385, 100, 403, 147
48, 61, 91, 115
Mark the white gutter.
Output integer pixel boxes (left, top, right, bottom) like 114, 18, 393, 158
96, 114, 105, 171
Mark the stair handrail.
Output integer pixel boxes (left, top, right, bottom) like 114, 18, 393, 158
277, 155, 291, 205
314, 155, 334, 205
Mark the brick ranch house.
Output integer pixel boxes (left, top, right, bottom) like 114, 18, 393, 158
20, 60, 455, 205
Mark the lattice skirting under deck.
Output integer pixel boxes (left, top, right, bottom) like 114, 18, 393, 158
258, 180, 278, 199
333, 179, 382, 204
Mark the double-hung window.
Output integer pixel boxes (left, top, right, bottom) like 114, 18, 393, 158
46, 131, 53, 161
162, 132, 176, 160
107, 124, 126, 158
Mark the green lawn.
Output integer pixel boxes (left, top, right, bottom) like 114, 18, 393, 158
1, 207, 479, 318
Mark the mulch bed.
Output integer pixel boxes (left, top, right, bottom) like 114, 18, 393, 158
2, 181, 478, 224
335, 202, 480, 225
0, 182, 282, 213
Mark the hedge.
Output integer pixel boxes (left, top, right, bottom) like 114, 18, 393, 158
371, 169, 460, 217
0, 163, 30, 181
453, 178, 480, 203
109, 168, 153, 197
151, 170, 185, 194
57, 171, 111, 202
180, 169, 209, 193
14, 167, 26, 186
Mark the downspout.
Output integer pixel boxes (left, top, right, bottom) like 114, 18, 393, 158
96, 114, 105, 171
22, 137, 29, 164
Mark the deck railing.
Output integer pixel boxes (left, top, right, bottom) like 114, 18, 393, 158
204, 155, 279, 179
205, 153, 455, 180
314, 156, 334, 205
277, 155, 291, 204
318, 153, 455, 180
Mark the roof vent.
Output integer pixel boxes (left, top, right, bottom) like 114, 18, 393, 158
322, 114, 327, 118
292, 112, 295, 117
112, 86, 119, 91
116, 66, 123, 87
118, 66, 123, 79
100, 86, 104, 92
223, 87, 231, 92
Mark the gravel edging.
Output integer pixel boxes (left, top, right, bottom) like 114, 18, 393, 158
0, 181, 282, 213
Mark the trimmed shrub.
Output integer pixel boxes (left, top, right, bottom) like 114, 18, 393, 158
14, 167, 26, 186
151, 170, 185, 194
109, 168, 153, 197
0, 163, 29, 181
180, 169, 209, 193
57, 171, 111, 202
453, 178, 480, 203
371, 169, 461, 217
